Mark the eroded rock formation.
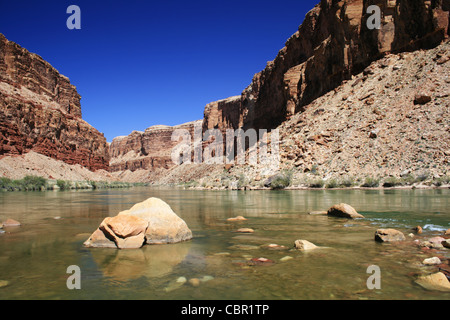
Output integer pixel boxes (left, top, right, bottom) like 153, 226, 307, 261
0, 33, 109, 171
204, 0, 450, 133
109, 120, 202, 173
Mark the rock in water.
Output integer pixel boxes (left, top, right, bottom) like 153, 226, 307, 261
118, 197, 192, 245
294, 240, 318, 251
375, 229, 406, 242
415, 272, 450, 292
2, 219, 21, 227
423, 257, 442, 265
84, 197, 192, 248
327, 203, 364, 219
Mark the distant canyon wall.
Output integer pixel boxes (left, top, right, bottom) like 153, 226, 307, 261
109, 121, 202, 173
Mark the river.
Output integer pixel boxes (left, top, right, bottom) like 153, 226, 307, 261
0, 187, 448, 300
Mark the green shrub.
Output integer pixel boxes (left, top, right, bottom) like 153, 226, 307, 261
361, 177, 380, 188
382, 177, 404, 188
309, 179, 325, 188
339, 177, 355, 188
434, 176, 450, 187
325, 179, 339, 189
270, 170, 293, 190
15, 176, 47, 191
57, 180, 71, 190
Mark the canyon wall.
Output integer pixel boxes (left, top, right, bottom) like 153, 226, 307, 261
204, 0, 450, 132
109, 120, 202, 173
110, 0, 449, 181
0, 33, 110, 171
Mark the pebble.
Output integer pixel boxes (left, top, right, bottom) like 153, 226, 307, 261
280, 256, 293, 262
201, 276, 214, 283
0, 280, 9, 288
176, 277, 187, 284
236, 228, 254, 233
188, 278, 201, 287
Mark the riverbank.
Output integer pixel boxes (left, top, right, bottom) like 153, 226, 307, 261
170, 171, 450, 191
0, 175, 147, 192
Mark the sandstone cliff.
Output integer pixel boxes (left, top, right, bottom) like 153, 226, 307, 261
204, 0, 449, 132
111, 0, 450, 185
109, 120, 202, 176
0, 33, 110, 171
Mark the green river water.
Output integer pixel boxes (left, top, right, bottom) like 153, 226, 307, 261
0, 187, 448, 300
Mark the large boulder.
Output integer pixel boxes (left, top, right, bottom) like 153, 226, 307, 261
118, 198, 193, 245
84, 197, 193, 249
375, 229, 406, 242
327, 203, 364, 219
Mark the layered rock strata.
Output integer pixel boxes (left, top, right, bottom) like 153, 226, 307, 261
0, 33, 109, 171
109, 120, 202, 173
204, 0, 450, 133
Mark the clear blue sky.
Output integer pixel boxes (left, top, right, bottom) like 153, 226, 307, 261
0, 0, 316, 142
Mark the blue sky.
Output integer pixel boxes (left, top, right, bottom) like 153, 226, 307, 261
0, 0, 316, 142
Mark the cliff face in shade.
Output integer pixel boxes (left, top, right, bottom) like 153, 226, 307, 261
109, 120, 202, 173
0, 33, 110, 171
204, 0, 450, 132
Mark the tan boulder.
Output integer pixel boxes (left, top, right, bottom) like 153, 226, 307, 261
375, 229, 406, 242
101, 215, 148, 239
445, 229, 450, 236
415, 272, 450, 292
413, 226, 423, 234
118, 197, 192, 245
83, 228, 117, 248
294, 240, 318, 251
327, 203, 364, 219
99, 219, 147, 250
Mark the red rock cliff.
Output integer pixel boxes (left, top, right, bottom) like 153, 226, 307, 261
109, 120, 202, 173
0, 33, 110, 171
204, 0, 450, 132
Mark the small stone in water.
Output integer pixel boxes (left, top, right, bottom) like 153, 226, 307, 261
280, 256, 293, 262
188, 278, 201, 287
176, 277, 187, 284
0, 280, 9, 288
201, 276, 214, 282
423, 257, 442, 265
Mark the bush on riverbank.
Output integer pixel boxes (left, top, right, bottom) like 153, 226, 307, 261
0, 176, 47, 191
0, 176, 143, 192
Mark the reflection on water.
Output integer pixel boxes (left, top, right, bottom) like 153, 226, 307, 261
90, 243, 191, 281
0, 187, 448, 300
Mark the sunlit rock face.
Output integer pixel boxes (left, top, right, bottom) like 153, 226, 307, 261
0, 33, 110, 171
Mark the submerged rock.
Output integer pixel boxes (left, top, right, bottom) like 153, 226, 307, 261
84, 197, 192, 249
235, 228, 254, 233
327, 203, 364, 219
227, 216, 247, 222
308, 211, 328, 215
2, 219, 21, 227
415, 272, 450, 292
375, 229, 406, 242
